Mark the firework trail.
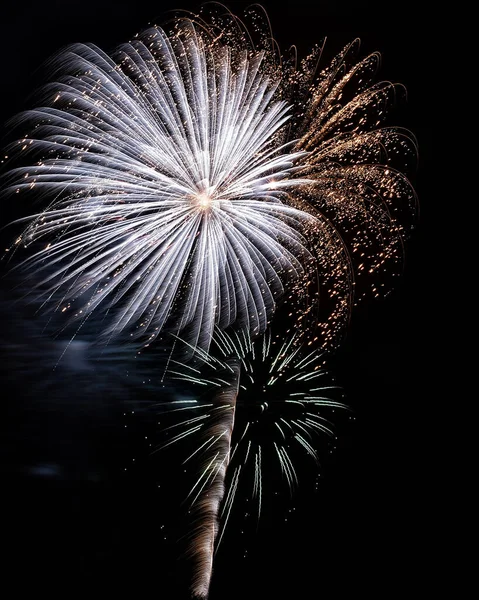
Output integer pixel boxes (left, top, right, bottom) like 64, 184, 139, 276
182, 357, 240, 598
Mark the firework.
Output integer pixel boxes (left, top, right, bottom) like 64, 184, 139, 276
161, 327, 346, 597
2, 5, 416, 356
1, 4, 417, 598
3, 15, 320, 353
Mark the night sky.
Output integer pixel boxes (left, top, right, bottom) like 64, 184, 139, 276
0, 2, 432, 598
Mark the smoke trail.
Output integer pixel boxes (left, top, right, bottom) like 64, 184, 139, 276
187, 358, 240, 599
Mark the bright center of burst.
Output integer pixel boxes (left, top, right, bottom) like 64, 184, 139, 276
194, 192, 213, 211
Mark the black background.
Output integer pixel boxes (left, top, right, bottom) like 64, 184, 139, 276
0, 1, 433, 598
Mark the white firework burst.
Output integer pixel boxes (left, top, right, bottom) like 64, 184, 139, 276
4, 17, 317, 352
